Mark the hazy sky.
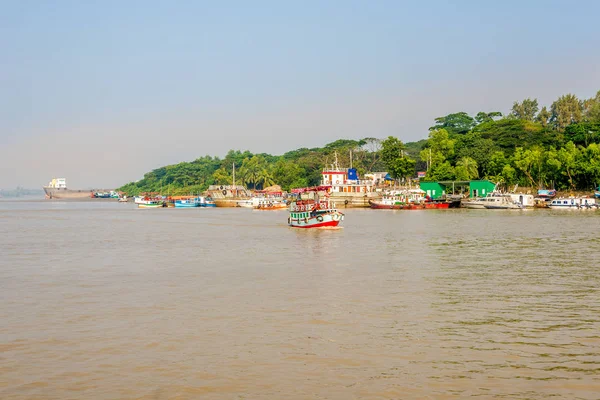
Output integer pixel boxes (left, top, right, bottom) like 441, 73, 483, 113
1, 0, 599, 189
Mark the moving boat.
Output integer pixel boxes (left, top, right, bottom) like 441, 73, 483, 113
288, 192, 344, 228
43, 178, 112, 200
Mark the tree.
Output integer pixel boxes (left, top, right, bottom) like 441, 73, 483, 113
475, 111, 502, 125
583, 90, 600, 123
381, 136, 416, 180
455, 157, 479, 180
420, 128, 455, 170
535, 106, 551, 127
557, 142, 579, 190
513, 146, 544, 187
550, 94, 583, 131
428, 161, 455, 181
429, 112, 475, 135
511, 98, 539, 121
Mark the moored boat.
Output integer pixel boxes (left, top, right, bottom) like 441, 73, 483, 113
138, 201, 165, 208
548, 197, 598, 209
369, 189, 450, 210
537, 189, 557, 198
197, 196, 216, 207
288, 192, 344, 228
174, 199, 200, 207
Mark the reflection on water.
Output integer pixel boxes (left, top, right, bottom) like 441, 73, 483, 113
1, 202, 599, 399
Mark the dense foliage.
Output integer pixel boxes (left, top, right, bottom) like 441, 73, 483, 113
119, 90, 600, 195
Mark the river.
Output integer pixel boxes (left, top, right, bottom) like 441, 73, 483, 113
1, 201, 599, 399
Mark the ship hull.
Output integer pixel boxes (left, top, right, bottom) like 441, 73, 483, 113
369, 200, 450, 210
43, 187, 94, 199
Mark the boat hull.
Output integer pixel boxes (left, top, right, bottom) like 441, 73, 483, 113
369, 200, 450, 210
288, 213, 343, 228
174, 202, 199, 208
43, 187, 95, 199
138, 203, 164, 208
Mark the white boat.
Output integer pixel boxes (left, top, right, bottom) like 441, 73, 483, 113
483, 197, 524, 209
548, 197, 598, 209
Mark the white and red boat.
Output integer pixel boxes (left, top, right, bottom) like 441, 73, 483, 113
288, 194, 344, 228
369, 189, 450, 210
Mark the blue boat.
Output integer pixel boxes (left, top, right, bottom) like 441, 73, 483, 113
595, 186, 600, 199
174, 199, 200, 208
197, 196, 216, 207
537, 189, 557, 198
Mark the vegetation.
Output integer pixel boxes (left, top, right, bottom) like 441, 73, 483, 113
119, 90, 600, 195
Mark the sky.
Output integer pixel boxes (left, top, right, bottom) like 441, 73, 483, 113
1, 0, 599, 189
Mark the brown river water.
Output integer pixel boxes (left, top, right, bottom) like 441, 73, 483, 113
1, 200, 600, 399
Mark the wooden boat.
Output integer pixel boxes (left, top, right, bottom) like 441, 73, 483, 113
174, 199, 200, 208
537, 189, 557, 198
138, 201, 164, 208
288, 193, 344, 228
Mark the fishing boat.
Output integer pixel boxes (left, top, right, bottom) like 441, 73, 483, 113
369, 189, 450, 210
174, 198, 200, 208
138, 201, 164, 208
197, 196, 216, 207
288, 192, 344, 228
537, 189, 557, 198
548, 197, 598, 209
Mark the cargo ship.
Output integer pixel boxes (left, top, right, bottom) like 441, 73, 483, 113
43, 178, 111, 200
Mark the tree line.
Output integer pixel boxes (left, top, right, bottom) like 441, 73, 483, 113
119, 90, 600, 195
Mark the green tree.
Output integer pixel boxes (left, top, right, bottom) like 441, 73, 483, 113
381, 136, 416, 180
511, 98, 539, 121
475, 111, 502, 125
429, 112, 475, 135
550, 94, 583, 131
455, 157, 479, 180
212, 167, 232, 185
513, 147, 544, 187
420, 128, 455, 171
535, 106, 551, 127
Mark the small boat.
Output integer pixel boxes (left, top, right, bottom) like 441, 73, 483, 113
138, 201, 165, 208
537, 189, 557, 198
483, 195, 524, 209
236, 199, 254, 208
118, 196, 128, 203
533, 198, 550, 208
195, 196, 216, 207
174, 199, 200, 208
288, 193, 344, 228
369, 189, 450, 210
594, 186, 600, 199
548, 197, 598, 209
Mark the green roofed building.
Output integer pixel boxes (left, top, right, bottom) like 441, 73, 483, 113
468, 180, 497, 198
420, 180, 496, 199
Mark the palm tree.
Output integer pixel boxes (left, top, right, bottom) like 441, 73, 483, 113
456, 157, 479, 180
